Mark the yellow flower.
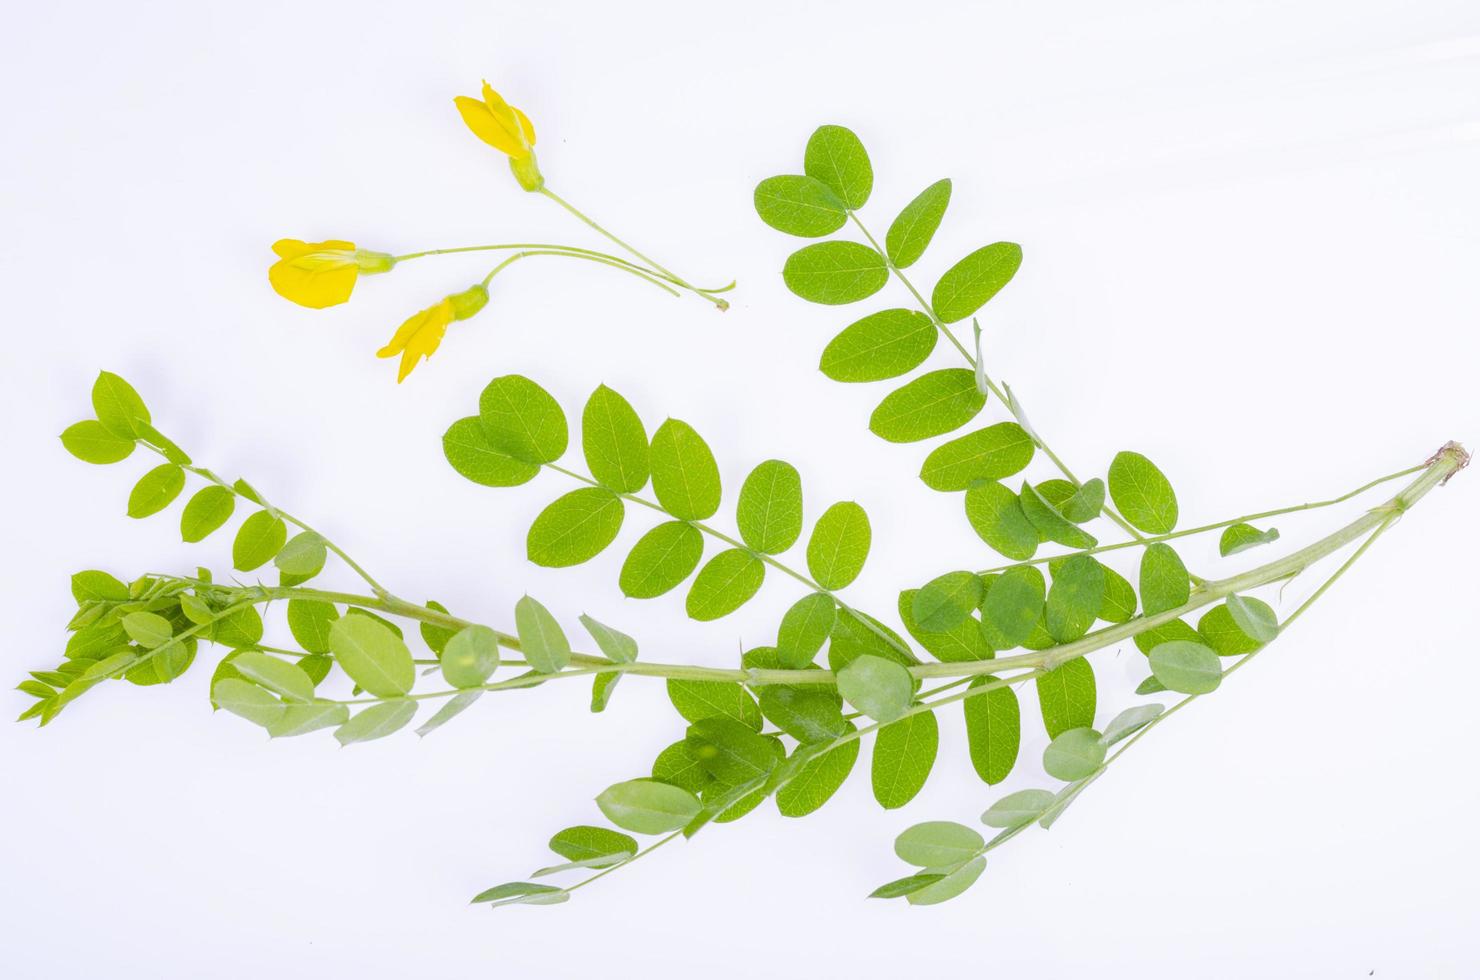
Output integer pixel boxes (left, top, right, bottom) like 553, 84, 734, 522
453, 82, 543, 191
269, 239, 395, 309
377, 284, 489, 382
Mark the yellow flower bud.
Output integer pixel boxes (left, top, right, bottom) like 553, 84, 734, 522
268, 239, 395, 309
377, 284, 488, 383
454, 81, 543, 191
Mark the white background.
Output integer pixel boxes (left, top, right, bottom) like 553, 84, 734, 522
3, 1, 1478, 976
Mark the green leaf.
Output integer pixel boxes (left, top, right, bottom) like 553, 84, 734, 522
806, 501, 871, 589
869, 369, 985, 443
590, 672, 622, 712
1045, 555, 1105, 643
894, 820, 984, 868
596, 779, 702, 835
931, 243, 1023, 324
981, 788, 1058, 828
514, 595, 571, 673
1149, 640, 1223, 694
178, 486, 235, 543
127, 464, 185, 518
442, 416, 540, 487
1019, 482, 1097, 549
685, 718, 780, 784
980, 566, 1046, 649
478, 375, 569, 465
736, 459, 803, 554
1036, 658, 1096, 738
886, 178, 952, 268
869, 873, 946, 899
212, 678, 284, 730
776, 735, 858, 817
668, 679, 761, 731
912, 571, 983, 632
757, 686, 847, 743
71, 570, 129, 603
906, 856, 986, 906
782, 241, 888, 305
685, 549, 764, 621
1197, 603, 1262, 656
753, 174, 847, 237
1136, 676, 1167, 695
965, 481, 1038, 560
548, 826, 638, 865
60, 420, 134, 464
232, 510, 287, 572
777, 592, 836, 668
287, 599, 338, 654
1220, 522, 1280, 556
837, 655, 912, 722
213, 606, 264, 648
470, 882, 568, 907
91, 371, 151, 439
872, 710, 938, 809
919, 422, 1034, 492
1139, 542, 1190, 615
526, 487, 624, 568
898, 589, 992, 663
619, 521, 704, 598
652, 739, 713, 793
1043, 727, 1106, 781
135, 422, 190, 465
649, 418, 721, 521
1227, 593, 1279, 643
1108, 451, 1179, 534
419, 600, 457, 656
1101, 704, 1164, 747
335, 699, 416, 745
440, 625, 500, 688
582, 385, 649, 493
416, 690, 482, 737
275, 531, 327, 580
1098, 562, 1138, 623
819, 309, 937, 383
1133, 616, 1203, 655
828, 608, 917, 671
121, 611, 172, 648
268, 700, 349, 738
328, 614, 415, 698
964, 676, 1020, 784
231, 651, 315, 702
1060, 479, 1106, 523
804, 124, 872, 208
579, 614, 637, 664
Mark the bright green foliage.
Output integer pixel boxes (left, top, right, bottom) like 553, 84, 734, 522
1197, 603, 1262, 656
329, 613, 414, 698
417, 690, 482, 737
127, 464, 185, 518
906, 856, 986, 906
736, 459, 803, 554
1098, 562, 1138, 622
527, 487, 624, 567
268, 701, 348, 739
895, 820, 983, 867
92, 371, 151, 439
804, 124, 872, 208
980, 566, 1045, 649
335, 700, 416, 745
777, 592, 836, 668
579, 615, 638, 664
471, 882, 568, 907
581, 385, 649, 493
1227, 594, 1278, 643
1020, 482, 1096, 549
783, 241, 888, 305
274, 531, 327, 581
776, 735, 858, 817
919, 422, 1034, 491
1149, 640, 1223, 694
886, 179, 952, 269
1108, 450, 1179, 534
869, 369, 985, 443
651, 739, 711, 793
232, 510, 286, 572
71, 570, 129, 602
60, 420, 134, 464
649, 419, 721, 521
619, 521, 704, 598
964, 677, 1020, 784
898, 589, 992, 663
965, 482, 1038, 560
872, 710, 938, 809
912, 570, 983, 632
806, 501, 870, 589
1220, 522, 1280, 556
982, 788, 1057, 829
757, 686, 847, 743
1061, 479, 1106, 523
753, 175, 848, 237
820, 309, 936, 383
442, 416, 540, 487
686, 549, 765, 620
1043, 727, 1106, 781
1139, 543, 1190, 615
231, 651, 314, 702
515, 596, 571, 673
837, 655, 912, 722
212, 678, 284, 729
478, 375, 568, 465
1036, 659, 1096, 738
597, 779, 702, 835
931, 243, 1023, 324
667, 679, 762, 731
870, 873, 947, 900
1045, 555, 1104, 643
441, 625, 500, 688
287, 599, 337, 654
213, 606, 264, 648
548, 826, 638, 865
122, 611, 172, 648
686, 718, 781, 784
1101, 704, 1164, 746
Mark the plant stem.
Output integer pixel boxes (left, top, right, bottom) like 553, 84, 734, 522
475, 249, 681, 297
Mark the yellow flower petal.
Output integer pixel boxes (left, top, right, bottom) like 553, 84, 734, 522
454, 95, 527, 159
377, 299, 454, 382
268, 240, 360, 309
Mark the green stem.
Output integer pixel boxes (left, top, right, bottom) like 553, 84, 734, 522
476, 249, 680, 297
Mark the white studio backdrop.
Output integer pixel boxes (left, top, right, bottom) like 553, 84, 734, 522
3, 0, 1478, 976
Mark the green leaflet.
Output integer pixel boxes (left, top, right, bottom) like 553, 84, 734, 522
652, 739, 713, 793
872, 710, 939, 809
980, 566, 1046, 649
982, 788, 1057, 828
287, 599, 338, 654
912, 571, 983, 632
478, 375, 569, 465
1061, 479, 1106, 523
335, 699, 417, 745
1036, 658, 1096, 738
685, 549, 764, 621
885, 178, 952, 269
919, 422, 1035, 492
1108, 450, 1179, 534
91, 371, 151, 439
837, 655, 913, 722
1102, 704, 1164, 746
417, 690, 482, 736
776, 735, 858, 817
686, 718, 781, 784
232, 510, 286, 572
1020, 482, 1097, 549
1133, 617, 1202, 655
136, 423, 190, 465
736, 459, 803, 554
1220, 522, 1280, 556
1149, 640, 1222, 694
440, 625, 500, 688
965, 481, 1038, 560
596, 779, 702, 835
1227, 593, 1279, 643
470, 882, 568, 907
804, 124, 872, 209
870, 873, 946, 900
231, 651, 314, 702
1045, 555, 1105, 643
776, 592, 836, 669
514, 595, 571, 673
819, 309, 937, 384
666, 679, 762, 731
757, 686, 847, 743
579, 614, 638, 664
806, 501, 871, 589
894, 820, 984, 868
782, 241, 888, 305
931, 243, 1023, 324
527, 487, 624, 567
212, 606, 264, 648
590, 673, 622, 713
753, 174, 847, 237
329, 614, 414, 698
212, 678, 284, 730
121, 611, 172, 648
1098, 561, 1138, 623
906, 856, 986, 906
1043, 728, 1106, 781
869, 369, 985, 443
127, 464, 185, 519
419, 600, 456, 655
548, 826, 638, 865
619, 521, 704, 598
964, 676, 1020, 785
1197, 603, 1263, 656
649, 419, 722, 521
274, 531, 327, 581
60, 419, 134, 464
1139, 542, 1190, 615
268, 700, 349, 739
442, 416, 540, 487
898, 589, 992, 663
71, 570, 129, 602
582, 385, 650, 494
